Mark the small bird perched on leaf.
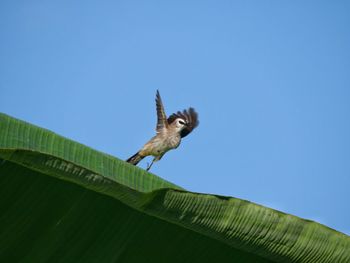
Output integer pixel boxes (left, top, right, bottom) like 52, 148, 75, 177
126, 90, 199, 171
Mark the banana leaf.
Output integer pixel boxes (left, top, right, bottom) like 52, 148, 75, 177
0, 113, 349, 262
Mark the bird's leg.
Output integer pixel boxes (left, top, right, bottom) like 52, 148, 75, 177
146, 158, 155, 171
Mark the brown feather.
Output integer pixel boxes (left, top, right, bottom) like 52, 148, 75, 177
155, 90, 168, 132
126, 152, 144, 165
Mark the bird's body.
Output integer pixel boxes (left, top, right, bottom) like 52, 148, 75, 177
127, 90, 199, 171
141, 131, 181, 157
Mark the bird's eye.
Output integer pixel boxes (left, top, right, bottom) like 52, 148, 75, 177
179, 120, 185, 125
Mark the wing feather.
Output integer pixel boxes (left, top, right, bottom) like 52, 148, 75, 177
155, 90, 168, 132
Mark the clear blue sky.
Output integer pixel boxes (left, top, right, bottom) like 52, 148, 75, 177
1, 1, 349, 235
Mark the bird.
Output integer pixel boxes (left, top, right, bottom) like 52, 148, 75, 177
126, 90, 199, 171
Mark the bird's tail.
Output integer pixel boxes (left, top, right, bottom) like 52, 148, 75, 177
126, 152, 144, 165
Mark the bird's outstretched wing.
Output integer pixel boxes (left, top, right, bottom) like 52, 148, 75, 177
155, 90, 168, 132
167, 107, 199, 138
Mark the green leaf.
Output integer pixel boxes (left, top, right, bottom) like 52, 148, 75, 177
0, 113, 349, 262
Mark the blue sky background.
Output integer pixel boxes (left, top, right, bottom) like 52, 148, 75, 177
1, 1, 349, 235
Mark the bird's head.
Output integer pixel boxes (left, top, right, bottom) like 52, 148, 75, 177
174, 118, 188, 132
